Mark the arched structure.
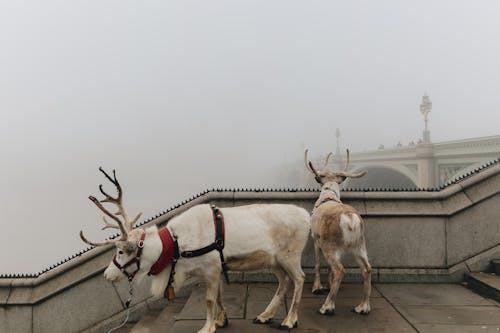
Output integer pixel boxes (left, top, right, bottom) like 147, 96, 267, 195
321, 135, 500, 189
345, 165, 417, 189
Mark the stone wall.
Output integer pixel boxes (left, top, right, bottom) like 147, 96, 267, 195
1, 162, 499, 333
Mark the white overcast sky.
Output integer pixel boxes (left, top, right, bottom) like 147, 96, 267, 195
1, 1, 500, 273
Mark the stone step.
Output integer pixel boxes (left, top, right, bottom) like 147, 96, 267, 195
492, 259, 500, 275
466, 272, 500, 302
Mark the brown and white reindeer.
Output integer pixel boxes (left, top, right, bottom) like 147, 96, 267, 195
304, 149, 372, 316
80, 168, 310, 333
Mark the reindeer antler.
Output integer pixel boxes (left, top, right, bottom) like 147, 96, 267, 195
343, 149, 350, 172
304, 148, 366, 183
305, 149, 334, 183
79, 168, 142, 247
96, 167, 141, 232
339, 149, 366, 178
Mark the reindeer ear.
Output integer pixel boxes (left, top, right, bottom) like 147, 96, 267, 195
346, 170, 367, 179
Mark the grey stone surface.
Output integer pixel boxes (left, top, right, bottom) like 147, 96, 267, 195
378, 268, 454, 283
295, 297, 417, 333
397, 305, 500, 325
376, 283, 492, 306
6, 286, 33, 305
377, 265, 470, 283
364, 197, 444, 216
441, 190, 473, 215
80, 298, 152, 333
447, 198, 500, 266
33, 274, 124, 333
493, 259, 500, 275
467, 272, 500, 302
298, 282, 382, 299
469, 272, 500, 291
176, 283, 246, 320
170, 319, 285, 333
378, 283, 500, 333
0, 279, 12, 304
110, 282, 500, 333
463, 170, 500, 204
414, 324, 500, 333
365, 216, 446, 267
0, 305, 32, 333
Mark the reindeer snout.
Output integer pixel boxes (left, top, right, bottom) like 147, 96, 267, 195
104, 265, 122, 282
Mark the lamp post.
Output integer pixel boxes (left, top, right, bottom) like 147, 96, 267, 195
420, 94, 432, 143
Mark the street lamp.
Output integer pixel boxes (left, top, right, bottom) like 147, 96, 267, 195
420, 94, 432, 143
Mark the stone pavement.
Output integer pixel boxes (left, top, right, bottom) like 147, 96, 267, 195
123, 283, 500, 333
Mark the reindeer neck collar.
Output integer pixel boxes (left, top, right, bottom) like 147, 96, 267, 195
321, 182, 341, 198
148, 227, 178, 276
314, 182, 342, 209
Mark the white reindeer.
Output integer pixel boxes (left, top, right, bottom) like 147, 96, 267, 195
80, 168, 310, 333
304, 150, 372, 316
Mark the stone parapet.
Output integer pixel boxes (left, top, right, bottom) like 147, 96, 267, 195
1, 161, 499, 332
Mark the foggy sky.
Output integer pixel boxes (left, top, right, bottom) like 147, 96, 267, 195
1, 1, 500, 273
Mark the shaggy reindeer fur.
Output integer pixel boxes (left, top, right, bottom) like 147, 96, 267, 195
305, 149, 372, 316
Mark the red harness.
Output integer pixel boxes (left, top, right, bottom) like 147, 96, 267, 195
112, 228, 176, 281
148, 228, 176, 275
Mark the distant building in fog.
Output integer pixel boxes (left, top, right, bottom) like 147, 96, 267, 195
309, 95, 500, 189
343, 134, 500, 189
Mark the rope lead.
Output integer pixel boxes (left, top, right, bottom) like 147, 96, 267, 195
107, 281, 134, 333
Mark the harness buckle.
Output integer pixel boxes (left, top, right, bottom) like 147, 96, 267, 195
182, 251, 194, 258
137, 239, 145, 248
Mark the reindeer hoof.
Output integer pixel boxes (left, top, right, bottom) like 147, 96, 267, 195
216, 317, 229, 327
253, 317, 272, 325
351, 308, 369, 315
312, 288, 330, 295
318, 309, 335, 316
276, 322, 298, 330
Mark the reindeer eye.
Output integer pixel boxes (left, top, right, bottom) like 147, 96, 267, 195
118, 250, 124, 255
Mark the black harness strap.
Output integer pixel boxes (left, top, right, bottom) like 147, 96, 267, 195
181, 205, 229, 283
165, 205, 229, 298
211, 205, 229, 284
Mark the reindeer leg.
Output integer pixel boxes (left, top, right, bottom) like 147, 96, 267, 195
312, 238, 326, 294
277, 255, 305, 329
352, 246, 372, 315
318, 250, 343, 316
254, 267, 290, 325
198, 269, 220, 333
215, 279, 228, 327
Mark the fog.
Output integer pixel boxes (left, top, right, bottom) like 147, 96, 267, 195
1, 1, 500, 273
